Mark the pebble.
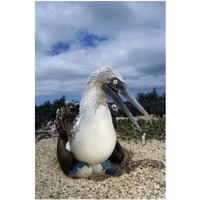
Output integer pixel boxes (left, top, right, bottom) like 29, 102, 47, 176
35, 138, 165, 199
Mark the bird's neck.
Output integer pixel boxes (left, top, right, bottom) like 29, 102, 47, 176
79, 84, 107, 121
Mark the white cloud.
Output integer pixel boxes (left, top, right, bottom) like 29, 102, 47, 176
35, 1, 165, 98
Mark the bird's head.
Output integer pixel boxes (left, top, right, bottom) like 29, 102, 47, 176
97, 66, 151, 131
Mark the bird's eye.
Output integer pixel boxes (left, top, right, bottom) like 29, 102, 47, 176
113, 79, 118, 84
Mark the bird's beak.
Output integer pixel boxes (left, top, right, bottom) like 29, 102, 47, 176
103, 79, 151, 131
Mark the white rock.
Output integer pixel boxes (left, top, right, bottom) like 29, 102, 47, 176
142, 132, 146, 145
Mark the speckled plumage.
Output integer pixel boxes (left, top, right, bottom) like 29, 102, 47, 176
55, 67, 124, 176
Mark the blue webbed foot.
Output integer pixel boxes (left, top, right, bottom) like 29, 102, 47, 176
67, 161, 87, 175
101, 160, 115, 175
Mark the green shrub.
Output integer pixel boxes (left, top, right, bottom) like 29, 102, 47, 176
35, 95, 66, 130
118, 88, 165, 118
116, 117, 166, 140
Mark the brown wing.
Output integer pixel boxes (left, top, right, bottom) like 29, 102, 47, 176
55, 101, 123, 175
108, 104, 124, 164
55, 101, 79, 174
109, 140, 124, 163
55, 101, 79, 140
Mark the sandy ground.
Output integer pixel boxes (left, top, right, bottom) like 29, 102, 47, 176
35, 138, 165, 199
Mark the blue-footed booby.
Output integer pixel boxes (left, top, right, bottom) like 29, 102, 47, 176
55, 66, 151, 177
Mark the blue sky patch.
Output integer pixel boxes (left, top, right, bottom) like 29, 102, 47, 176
77, 31, 108, 47
50, 42, 70, 56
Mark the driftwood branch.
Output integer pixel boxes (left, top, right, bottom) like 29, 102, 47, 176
35, 129, 58, 141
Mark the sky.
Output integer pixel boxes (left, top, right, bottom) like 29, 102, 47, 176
35, 1, 165, 106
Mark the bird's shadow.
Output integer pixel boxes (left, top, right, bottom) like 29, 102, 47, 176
113, 147, 165, 175
68, 147, 165, 182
